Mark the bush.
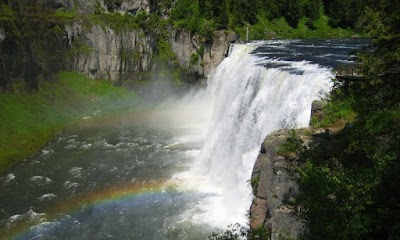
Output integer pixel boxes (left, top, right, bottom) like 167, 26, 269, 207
276, 130, 304, 158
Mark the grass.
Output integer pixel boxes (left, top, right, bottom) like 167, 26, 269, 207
54, 7, 77, 20
310, 96, 357, 128
0, 72, 140, 173
276, 130, 304, 159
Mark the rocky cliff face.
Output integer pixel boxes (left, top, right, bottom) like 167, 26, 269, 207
66, 25, 235, 82
250, 125, 336, 239
2, 0, 234, 84
170, 30, 238, 77
250, 129, 308, 240
65, 23, 155, 82
47, 0, 150, 13
49, 0, 154, 83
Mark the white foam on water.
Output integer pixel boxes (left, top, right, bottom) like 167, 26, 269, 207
3, 173, 16, 184
37, 194, 57, 202
6, 210, 47, 229
29, 176, 52, 186
174, 42, 333, 229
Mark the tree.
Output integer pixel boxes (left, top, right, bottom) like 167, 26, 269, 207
0, 0, 67, 92
297, 1, 400, 239
285, 0, 302, 28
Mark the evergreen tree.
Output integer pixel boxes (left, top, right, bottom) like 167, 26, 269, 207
285, 0, 302, 27
305, 0, 321, 20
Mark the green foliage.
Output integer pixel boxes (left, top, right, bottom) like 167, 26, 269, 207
209, 223, 270, 240
297, 159, 374, 239
54, 7, 77, 21
88, 12, 140, 31
310, 95, 356, 128
323, 0, 365, 29
296, 1, 400, 239
0, 72, 139, 173
240, 15, 360, 41
276, 130, 304, 157
190, 52, 199, 65
0, 2, 68, 92
250, 175, 260, 195
0, 3, 15, 21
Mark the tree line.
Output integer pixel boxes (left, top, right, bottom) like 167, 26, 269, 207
168, 0, 369, 30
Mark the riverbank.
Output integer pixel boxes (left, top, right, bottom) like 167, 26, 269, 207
0, 72, 141, 173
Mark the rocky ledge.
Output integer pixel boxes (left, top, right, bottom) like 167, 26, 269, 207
249, 116, 340, 240
250, 129, 308, 239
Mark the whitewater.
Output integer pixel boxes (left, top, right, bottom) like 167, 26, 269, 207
174, 41, 333, 228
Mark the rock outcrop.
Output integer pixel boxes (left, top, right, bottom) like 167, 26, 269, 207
65, 25, 235, 82
310, 100, 325, 124
65, 23, 155, 82
250, 122, 339, 240
52, 0, 235, 82
170, 30, 238, 77
45, 0, 150, 14
6, 0, 235, 83
250, 129, 309, 240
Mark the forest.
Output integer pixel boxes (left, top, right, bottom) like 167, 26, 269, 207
294, 0, 400, 239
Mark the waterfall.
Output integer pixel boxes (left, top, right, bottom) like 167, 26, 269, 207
177, 42, 333, 228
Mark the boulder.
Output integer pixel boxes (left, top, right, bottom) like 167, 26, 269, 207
310, 100, 325, 123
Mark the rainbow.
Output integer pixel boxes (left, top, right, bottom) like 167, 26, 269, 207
3, 180, 178, 239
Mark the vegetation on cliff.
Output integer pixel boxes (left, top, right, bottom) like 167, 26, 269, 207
296, 0, 400, 239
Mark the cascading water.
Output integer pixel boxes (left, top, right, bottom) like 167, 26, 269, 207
177, 41, 334, 228
0, 39, 369, 239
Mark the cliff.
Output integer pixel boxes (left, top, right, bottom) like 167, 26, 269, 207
250, 129, 308, 239
170, 30, 238, 77
0, 0, 236, 89
65, 23, 155, 83
250, 112, 337, 239
45, 0, 151, 14
60, 0, 237, 82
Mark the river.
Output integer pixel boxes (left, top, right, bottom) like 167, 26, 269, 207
0, 39, 369, 240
